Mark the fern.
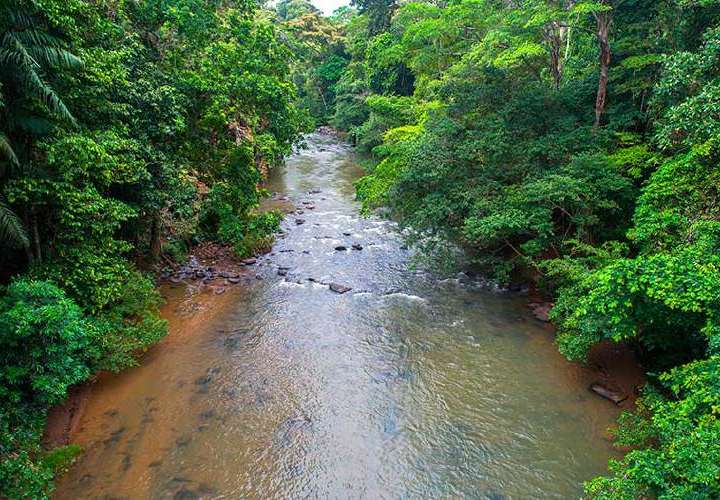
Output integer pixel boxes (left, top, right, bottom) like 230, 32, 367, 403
0, 200, 29, 249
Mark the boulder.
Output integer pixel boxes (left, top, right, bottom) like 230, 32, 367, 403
329, 283, 352, 294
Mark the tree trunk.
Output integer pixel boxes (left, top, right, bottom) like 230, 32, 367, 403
150, 211, 162, 261
549, 27, 563, 89
593, 11, 611, 131
23, 207, 34, 265
31, 207, 41, 263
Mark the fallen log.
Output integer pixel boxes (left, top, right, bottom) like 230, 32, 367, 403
590, 383, 627, 405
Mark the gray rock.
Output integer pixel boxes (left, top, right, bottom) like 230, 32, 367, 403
329, 283, 352, 294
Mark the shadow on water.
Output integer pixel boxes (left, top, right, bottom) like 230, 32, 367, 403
53, 132, 626, 499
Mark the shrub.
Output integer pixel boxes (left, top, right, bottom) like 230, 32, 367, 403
0, 279, 100, 408
0, 279, 99, 498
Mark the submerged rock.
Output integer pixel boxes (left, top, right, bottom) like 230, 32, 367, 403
351, 243, 363, 251
528, 302, 552, 322
273, 414, 312, 448
295, 219, 305, 225
173, 488, 199, 500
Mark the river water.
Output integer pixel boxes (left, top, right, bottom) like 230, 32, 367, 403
54, 133, 623, 499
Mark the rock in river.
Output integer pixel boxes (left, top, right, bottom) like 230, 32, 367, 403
334, 245, 347, 251
589, 383, 627, 404
329, 283, 352, 294
528, 302, 552, 322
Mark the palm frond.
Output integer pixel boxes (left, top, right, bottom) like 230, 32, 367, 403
1, 32, 77, 124
11, 29, 64, 49
0, 200, 29, 249
0, 131, 18, 167
27, 45, 83, 69
3, 10, 35, 30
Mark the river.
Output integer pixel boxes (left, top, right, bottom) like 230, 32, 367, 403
53, 133, 626, 499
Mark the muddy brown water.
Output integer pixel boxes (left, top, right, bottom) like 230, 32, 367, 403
53, 133, 628, 499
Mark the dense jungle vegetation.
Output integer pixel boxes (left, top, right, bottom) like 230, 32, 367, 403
1, 0, 719, 497
295, 0, 720, 497
0, 0, 308, 495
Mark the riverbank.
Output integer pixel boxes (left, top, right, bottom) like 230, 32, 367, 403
43, 242, 262, 449
44, 133, 646, 498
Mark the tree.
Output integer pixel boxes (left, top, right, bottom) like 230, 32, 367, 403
0, 0, 82, 260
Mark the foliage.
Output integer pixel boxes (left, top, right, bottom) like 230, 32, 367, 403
0, 279, 98, 408
355, 123, 423, 212
585, 356, 720, 498
339, 0, 720, 496
0, 411, 54, 499
0, 0, 306, 495
276, 1, 348, 124
2, 0, 719, 496
0, 279, 97, 498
